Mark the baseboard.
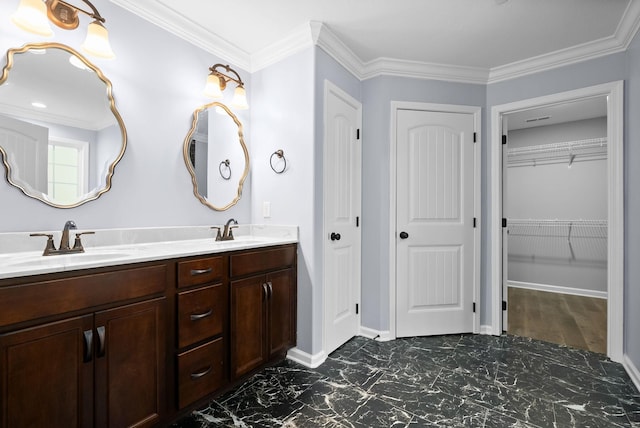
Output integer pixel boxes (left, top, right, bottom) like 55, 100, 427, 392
480, 325, 495, 335
623, 354, 640, 393
508, 280, 607, 299
359, 326, 393, 341
286, 347, 326, 368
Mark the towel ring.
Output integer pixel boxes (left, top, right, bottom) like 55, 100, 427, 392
270, 149, 287, 174
219, 159, 231, 180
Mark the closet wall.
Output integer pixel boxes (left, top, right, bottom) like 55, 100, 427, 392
506, 117, 607, 295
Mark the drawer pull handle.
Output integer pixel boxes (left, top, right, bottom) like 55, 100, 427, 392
190, 309, 213, 321
190, 268, 213, 276
190, 366, 212, 380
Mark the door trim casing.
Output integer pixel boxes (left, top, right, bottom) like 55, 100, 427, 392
489, 81, 624, 363
389, 102, 482, 340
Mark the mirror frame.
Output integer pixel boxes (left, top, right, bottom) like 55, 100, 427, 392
183, 102, 249, 211
0, 42, 127, 208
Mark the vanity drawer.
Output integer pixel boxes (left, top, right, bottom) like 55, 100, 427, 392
177, 284, 226, 348
177, 337, 225, 409
178, 256, 224, 288
230, 245, 296, 278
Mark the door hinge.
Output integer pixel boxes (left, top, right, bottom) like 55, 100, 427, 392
356, 303, 359, 314
473, 132, 477, 143
473, 302, 476, 313
502, 135, 507, 145
502, 218, 507, 228
502, 300, 507, 311
473, 217, 477, 228
356, 129, 360, 140
356, 216, 360, 227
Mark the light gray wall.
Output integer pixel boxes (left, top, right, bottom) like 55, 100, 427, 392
249, 49, 316, 353
625, 29, 640, 374
361, 76, 486, 332
0, 1, 252, 232
506, 119, 607, 292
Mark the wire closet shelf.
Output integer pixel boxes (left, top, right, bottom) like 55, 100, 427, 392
507, 219, 608, 240
507, 137, 607, 167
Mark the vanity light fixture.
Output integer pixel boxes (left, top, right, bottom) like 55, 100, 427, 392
11, 0, 116, 59
204, 64, 249, 110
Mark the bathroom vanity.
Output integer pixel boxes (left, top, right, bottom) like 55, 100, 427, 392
0, 225, 297, 428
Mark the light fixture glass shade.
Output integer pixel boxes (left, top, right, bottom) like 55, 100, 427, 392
204, 74, 223, 98
11, 0, 54, 37
231, 86, 249, 110
81, 21, 116, 59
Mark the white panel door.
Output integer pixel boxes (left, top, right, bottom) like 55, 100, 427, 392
396, 109, 475, 337
324, 81, 361, 354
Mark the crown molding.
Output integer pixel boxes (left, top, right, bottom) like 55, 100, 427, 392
361, 57, 489, 84
110, 0, 251, 71
487, 0, 640, 83
112, 0, 640, 85
250, 21, 320, 72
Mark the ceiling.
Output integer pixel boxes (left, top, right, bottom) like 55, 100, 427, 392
114, 0, 640, 83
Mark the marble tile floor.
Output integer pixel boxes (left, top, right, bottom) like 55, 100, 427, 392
172, 334, 640, 427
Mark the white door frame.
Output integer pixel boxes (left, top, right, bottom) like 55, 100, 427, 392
389, 101, 482, 340
489, 81, 624, 363
322, 80, 362, 355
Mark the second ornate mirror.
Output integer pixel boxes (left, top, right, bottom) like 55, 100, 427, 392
0, 43, 126, 208
183, 102, 249, 211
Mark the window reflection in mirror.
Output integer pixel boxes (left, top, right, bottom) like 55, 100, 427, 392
183, 102, 249, 211
0, 43, 126, 208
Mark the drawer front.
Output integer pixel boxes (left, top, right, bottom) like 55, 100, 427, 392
178, 256, 224, 288
178, 284, 226, 348
0, 264, 167, 327
230, 245, 296, 278
177, 338, 225, 409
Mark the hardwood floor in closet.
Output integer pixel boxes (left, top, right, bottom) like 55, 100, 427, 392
508, 287, 607, 354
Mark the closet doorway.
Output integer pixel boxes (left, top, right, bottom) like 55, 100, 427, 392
503, 98, 608, 353
490, 81, 624, 363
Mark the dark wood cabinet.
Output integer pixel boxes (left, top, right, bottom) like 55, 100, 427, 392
175, 256, 228, 410
0, 315, 94, 428
229, 245, 297, 380
0, 264, 168, 428
94, 298, 166, 428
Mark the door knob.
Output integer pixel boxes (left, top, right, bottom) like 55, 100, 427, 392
399, 231, 409, 239
330, 232, 341, 241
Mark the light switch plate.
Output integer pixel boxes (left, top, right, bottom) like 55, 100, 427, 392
263, 201, 271, 218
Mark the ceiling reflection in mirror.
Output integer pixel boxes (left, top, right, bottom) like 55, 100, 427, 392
0, 43, 126, 208
183, 102, 249, 211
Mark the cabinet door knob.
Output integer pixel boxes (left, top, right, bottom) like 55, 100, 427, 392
190, 309, 213, 321
399, 231, 409, 239
330, 232, 341, 241
267, 281, 273, 299
263, 283, 268, 301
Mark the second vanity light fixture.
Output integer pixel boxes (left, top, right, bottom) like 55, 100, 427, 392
11, 0, 116, 59
204, 64, 249, 110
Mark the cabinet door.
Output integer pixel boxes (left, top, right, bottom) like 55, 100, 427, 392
94, 298, 166, 428
267, 269, 295, 358
230, 275, 267, 380
0, 315, 94, 428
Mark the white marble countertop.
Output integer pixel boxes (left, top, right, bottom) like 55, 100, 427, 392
0, 225, 298, 280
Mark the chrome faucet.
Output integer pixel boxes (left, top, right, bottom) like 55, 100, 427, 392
215, 218, 238, 241
30, 220, 95, 256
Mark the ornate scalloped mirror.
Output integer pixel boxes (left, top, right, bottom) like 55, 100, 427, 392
183, 102, 249, 211
0, 42, 126, 208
